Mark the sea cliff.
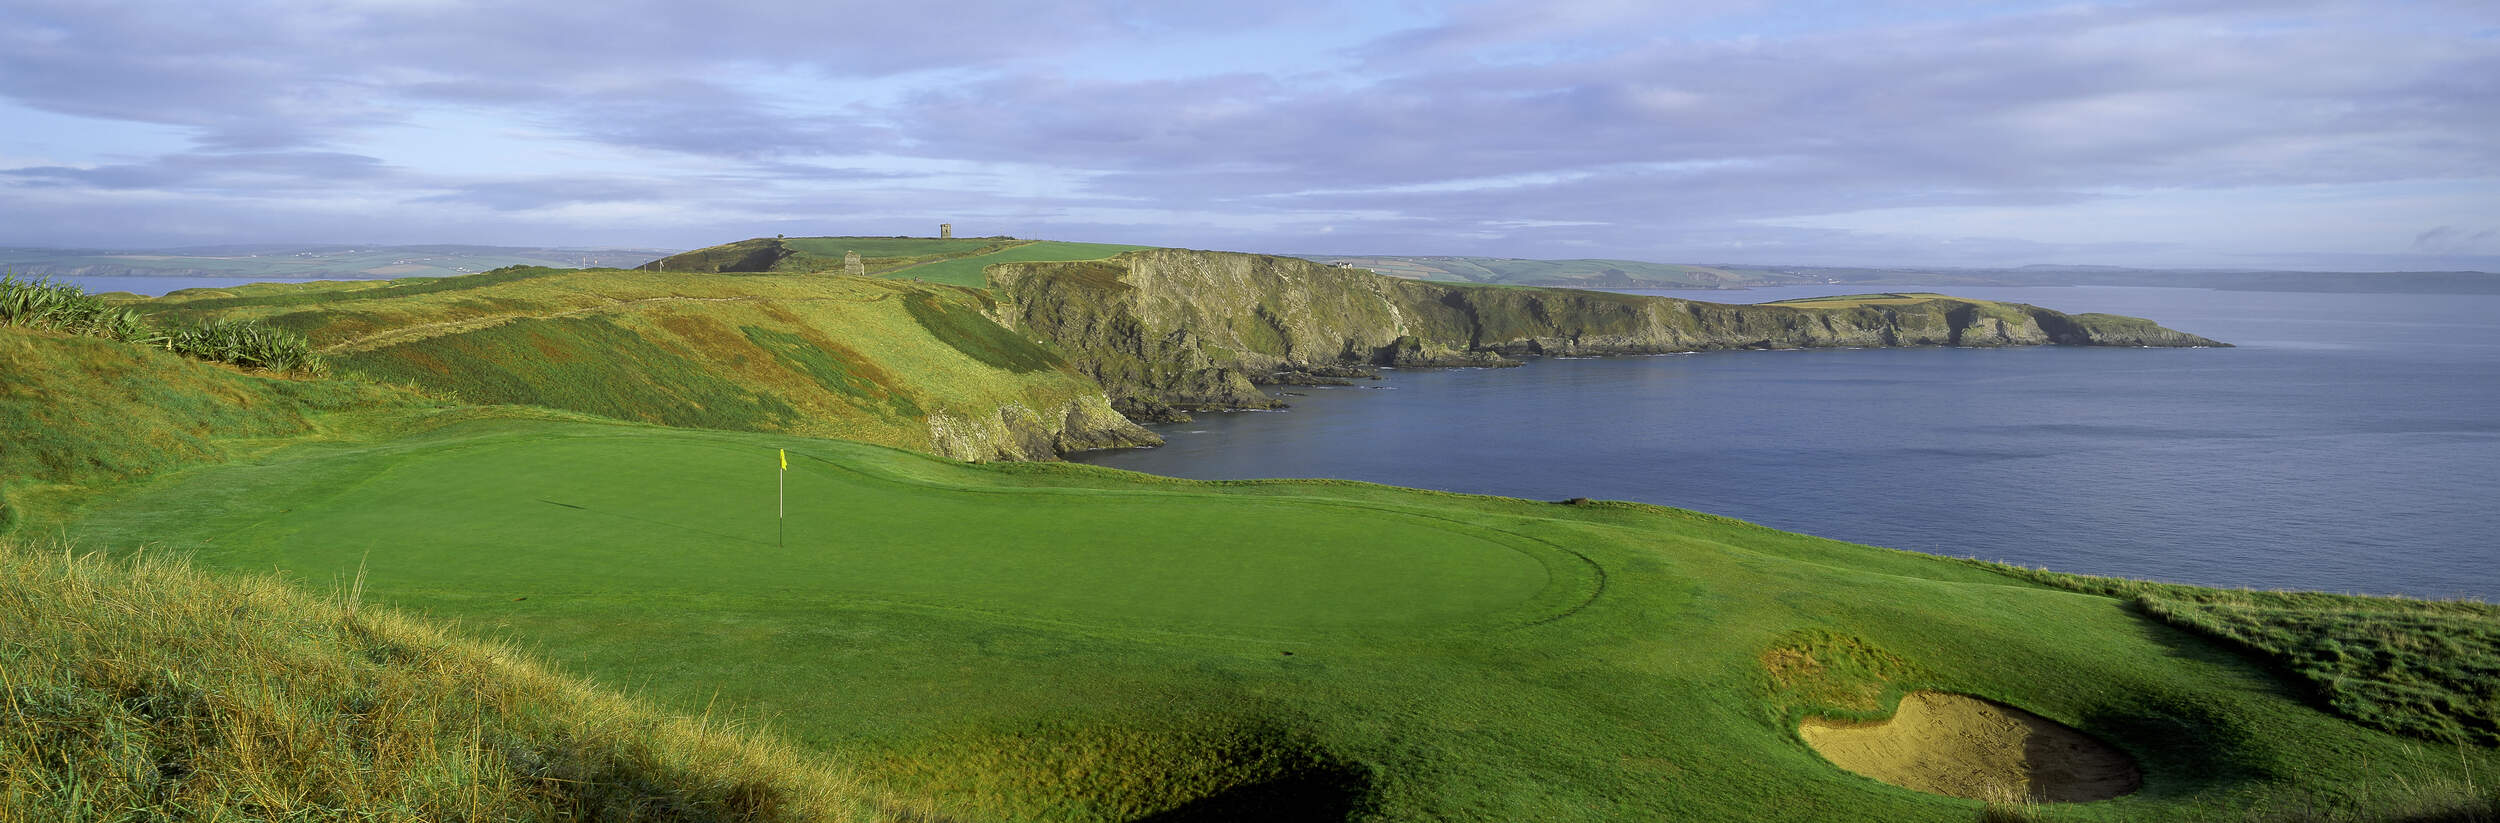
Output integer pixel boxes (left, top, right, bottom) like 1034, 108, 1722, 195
989, 248, 2225, 421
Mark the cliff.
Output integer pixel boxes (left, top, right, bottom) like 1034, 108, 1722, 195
988, 249, 2227, 421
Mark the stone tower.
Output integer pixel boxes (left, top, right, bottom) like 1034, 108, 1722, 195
939, 223, 953, 238
843, 250, 864, 276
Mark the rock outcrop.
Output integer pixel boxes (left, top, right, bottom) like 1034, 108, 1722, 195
988, 249, 2226, 421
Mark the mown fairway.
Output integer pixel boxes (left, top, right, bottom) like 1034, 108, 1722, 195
87, 426, 1569, 635
69, 414, 2496, 821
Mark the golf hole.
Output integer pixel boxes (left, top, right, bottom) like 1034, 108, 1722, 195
1799, 691, 2140, 803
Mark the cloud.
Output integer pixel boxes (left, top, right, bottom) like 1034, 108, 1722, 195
416, 178, 672, 211
0, 0, 2492, 267
3, 152, 392, 190
2412, 224, 2500, 254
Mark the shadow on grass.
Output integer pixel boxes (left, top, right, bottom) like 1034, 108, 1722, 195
1130, 761, 1375, 823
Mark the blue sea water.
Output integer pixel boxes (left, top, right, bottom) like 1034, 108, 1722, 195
1073, 286, 2500, 601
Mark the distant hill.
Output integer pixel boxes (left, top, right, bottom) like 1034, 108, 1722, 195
1303, 255, 2500, 295
1301, 255, 1798, 289
135, 266, 1155, 460
642, 235, 1148, 288
0, 244, 672, 280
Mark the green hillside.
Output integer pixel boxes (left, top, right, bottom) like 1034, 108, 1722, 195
640, 236, 1147, 288
131, 268, 1155, 460
1305, 255, 1787, 288
0, 244, 667, 281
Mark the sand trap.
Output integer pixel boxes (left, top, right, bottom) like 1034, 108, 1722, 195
1799, 692, 2140, 802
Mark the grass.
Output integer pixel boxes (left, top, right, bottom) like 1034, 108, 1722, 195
624, 236, 1148, 288
0, 534, 881, 822
58, 414, 2500, 821
1302, 256, 1753, 287
886, 241, 1149, 289
0, 326, 425, 535
1986, 566, 2500, 747
781, 237, 1002, 260
13, 249, 2490, 820
131, 268, 1133, 456
1765, 292, 1971, 308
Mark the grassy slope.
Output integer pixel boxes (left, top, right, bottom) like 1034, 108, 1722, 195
0, 536, 882, 822
782, 237, 1002, 260
63, 416, 2500, 822
0, 326, 426, 531
1987, 567, 2500, 747
1309, 255, 1770, 288
641, 237, 1153, 289
888, 241, 1151, 289
131, 268, 1137, 457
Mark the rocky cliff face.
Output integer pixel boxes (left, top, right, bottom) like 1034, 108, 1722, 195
988, 249, 2226, 421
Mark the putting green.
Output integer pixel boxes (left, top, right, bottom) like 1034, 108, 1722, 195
104, 429, 1573, 637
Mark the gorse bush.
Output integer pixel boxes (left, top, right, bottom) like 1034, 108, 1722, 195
0, 273, 317, 373
164, 317, 319, 372
0, 273, 153, 343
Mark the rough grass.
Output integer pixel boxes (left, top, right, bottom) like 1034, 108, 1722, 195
1766, 292, 1970, 308
901, 291, 1063, 373
1988, 565, 2500, 747
780, 237, 1000, 260
338, 313, 806, 432
145, 266, 571, 314
645, 238, 1012, 278
130, 268, 1135, 455
0, 326, 423, 533
888, 241, 1149, 289
0, 535, 883, 822
639, 238, 793, 273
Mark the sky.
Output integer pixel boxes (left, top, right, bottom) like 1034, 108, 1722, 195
2, 0, 2495, 269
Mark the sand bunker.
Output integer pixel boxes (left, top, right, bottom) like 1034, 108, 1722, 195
1799, 692, 2140, 802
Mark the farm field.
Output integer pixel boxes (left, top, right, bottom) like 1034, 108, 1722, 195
64, 413, 2498, 821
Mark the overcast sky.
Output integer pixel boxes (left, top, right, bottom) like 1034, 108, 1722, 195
3, 0, 2495, 269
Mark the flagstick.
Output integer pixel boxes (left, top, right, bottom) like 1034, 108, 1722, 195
777, 461, 786, 548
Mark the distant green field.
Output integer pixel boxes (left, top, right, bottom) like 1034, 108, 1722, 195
1765, 292, 1966, 308
888, 241, 1149, 288
0, 245, 665, 280
782, 237, 1001, 259
1306, 255, 1770, 288
68, 414, 2498, 821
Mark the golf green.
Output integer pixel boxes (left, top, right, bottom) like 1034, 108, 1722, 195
104, 429, 1576, 637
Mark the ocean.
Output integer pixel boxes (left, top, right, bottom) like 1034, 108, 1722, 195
1073, 285, 2500, 601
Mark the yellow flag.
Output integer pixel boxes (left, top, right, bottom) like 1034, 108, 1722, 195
779, 448, 787, 471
